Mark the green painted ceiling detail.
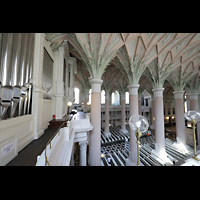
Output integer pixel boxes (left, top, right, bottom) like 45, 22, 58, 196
161, 33, 173, 47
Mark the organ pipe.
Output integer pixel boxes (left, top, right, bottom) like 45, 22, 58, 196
0, 33, 35, 120
11, 33, 22, 87
0, 33, 14, 86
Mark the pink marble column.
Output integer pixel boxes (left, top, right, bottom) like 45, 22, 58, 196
88, 78, 103, 166
189, 93, 199, 111
173, 91, 186, 145
120, 95, 127, 132
150, 97, 155, 129
138, 94, 142, 115
126, 84, 139, 166
152, 88, 166, 155
104, 94, 111, 137
84, 93, 89, 110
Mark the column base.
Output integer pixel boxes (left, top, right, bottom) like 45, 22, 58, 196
120, 129, 128, 134
125, 151, 144, 166
104, 132, 111, 138
172, 141, 190, 152
151, 148, 172, 164
125, 157, 144, 166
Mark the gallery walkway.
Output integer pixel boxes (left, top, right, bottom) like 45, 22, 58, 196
6, 127, 57, 166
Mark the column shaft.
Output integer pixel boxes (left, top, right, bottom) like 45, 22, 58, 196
127, 84, 139, 164
79, 141, 88, 166
189, 93, 199, 111
89, 79, 103, 166
121, 95, 126, 131
104, 94, 110, 134
152, 88, 165, 153
173, 91, 186, 145
150, 98, 155, 129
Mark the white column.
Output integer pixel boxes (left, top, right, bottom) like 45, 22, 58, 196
152, 88, 167, 157
126, 84, 139, 166
79, 141, 88, 166
88, 78, 103, 166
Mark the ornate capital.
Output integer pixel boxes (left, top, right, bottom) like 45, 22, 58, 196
189, 93, 199, 100
152, 88, 164, 98
79, 141, 88, 151
127, 84, 140, 95
105, 93, 110, 100
89, 78, 103, 93
121, 95, 125, 100
173, 91, 185, 99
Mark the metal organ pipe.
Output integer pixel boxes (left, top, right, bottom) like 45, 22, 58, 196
0, 33, 14, 86
0, 33, 14, 120
10, 33, 22, 117
0, 33, 35, 120
23, 33, 32, 115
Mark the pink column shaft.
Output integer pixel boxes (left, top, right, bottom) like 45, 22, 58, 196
190, 99, 198, 111
174, 97, 186, 145
150, 99, 155, 127
89, 92, 101, 166
129, 95, 138, 159
104, 97, 110, 133
84, 97, 89, 110
121, 97, 126, 131
138, 99, 142, 115
154, 96, 165, 152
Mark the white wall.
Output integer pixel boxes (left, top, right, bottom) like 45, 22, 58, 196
0, 115, 33, 165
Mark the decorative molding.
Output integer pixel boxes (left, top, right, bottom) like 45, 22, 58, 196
152, 88, 164, 98
189, 93, 199, 100
173, 91, 185, 99
79, 141, 88, 151
105, 94, 110, 99
89, 78, 103, 93
84, 93, 90, 99
127, 84, 140, 95
121, 95, 125, 100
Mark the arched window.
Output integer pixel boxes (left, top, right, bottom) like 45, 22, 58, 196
125, 92, 129, 104
101, 90, 105, 104
88, 89, 92, 105
74, 87, 80, 104
112, 90, 120, 105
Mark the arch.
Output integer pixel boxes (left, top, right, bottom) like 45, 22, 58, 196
112, 90, 120, 105
74, 87, 80, 104
101, 90, 105, 104
125, 91, 129, 104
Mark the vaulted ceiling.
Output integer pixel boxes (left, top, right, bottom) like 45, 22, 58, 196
45, 33, 200, 96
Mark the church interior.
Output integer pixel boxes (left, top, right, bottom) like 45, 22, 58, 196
1, 33, 200, 166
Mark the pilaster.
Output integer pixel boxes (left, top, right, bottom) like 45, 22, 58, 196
32, 33, 46, 139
